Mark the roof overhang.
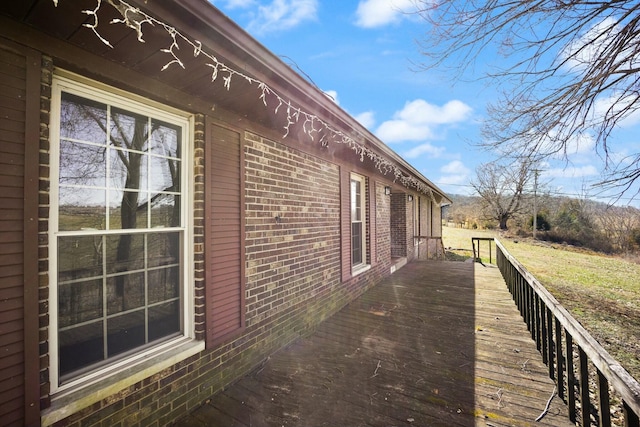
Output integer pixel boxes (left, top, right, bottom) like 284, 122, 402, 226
1, 0, 451, 204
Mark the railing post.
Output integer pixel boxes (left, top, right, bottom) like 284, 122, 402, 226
472, 238, 477, 262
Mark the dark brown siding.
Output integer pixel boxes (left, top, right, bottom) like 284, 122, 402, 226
205, 123, 245, 346
0, 39, 40, 427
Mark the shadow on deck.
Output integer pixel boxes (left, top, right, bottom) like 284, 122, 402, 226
176, 261, 573, 427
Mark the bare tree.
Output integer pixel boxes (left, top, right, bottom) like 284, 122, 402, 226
415, 1, 640, 198
471, 159, 534, 230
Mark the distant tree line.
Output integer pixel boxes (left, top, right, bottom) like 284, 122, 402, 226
443, 194, 640, 255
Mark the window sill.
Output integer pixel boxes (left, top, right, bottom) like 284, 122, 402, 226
41, 338, 204, 427
351, 263, 371, 277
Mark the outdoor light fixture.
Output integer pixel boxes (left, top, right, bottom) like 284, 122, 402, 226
408, 195, 414, 202
384, 186, 391, 195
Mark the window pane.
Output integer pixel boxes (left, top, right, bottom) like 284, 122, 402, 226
107, 273, 145, 315
149, 301, 180, 342
105, 234, 144, 274
148, 232, 180, 267
149, 155, 179, 194
148, 267, 179, 304
59, 321, 104, 377
58, 236, 103, 282
59, 140, 106, 187
352, 222, 362, 265
107, 310, 145, 357
109, 189, 148, 229
60, 92, 107, 143
350, 180, 357, 219
58, 187, 106, 231
150, 120, 179, 158
110, 108, 148, 152
110, 148, 148, 191
150, 194, 180, 228
58, 279, 103, 328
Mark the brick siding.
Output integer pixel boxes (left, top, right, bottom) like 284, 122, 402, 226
390, 192, 407, 258
39, 55, 52, 410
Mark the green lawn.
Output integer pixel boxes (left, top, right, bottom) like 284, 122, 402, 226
442, 225, 640, 381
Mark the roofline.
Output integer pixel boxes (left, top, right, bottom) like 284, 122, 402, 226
142, 0, 452, 205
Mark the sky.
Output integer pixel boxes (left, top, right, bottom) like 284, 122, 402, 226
209, 0, 640, 206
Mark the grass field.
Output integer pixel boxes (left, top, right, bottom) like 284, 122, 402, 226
442, 225, 640, 382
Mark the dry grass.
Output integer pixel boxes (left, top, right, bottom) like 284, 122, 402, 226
442, 225, 640, 382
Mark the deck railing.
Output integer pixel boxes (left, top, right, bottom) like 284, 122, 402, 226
472, 237, 495, 264
493, 238, 640, 427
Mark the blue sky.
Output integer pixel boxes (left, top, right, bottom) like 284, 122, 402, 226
210, 0, 640, 205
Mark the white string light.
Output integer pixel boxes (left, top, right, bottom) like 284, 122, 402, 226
53, 0, 441, 199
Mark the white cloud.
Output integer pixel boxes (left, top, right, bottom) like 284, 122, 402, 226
354, 0, 417, 28
403, 143, 444, 159
324, 90, 339, 105
565, 133, 596, 156
594, 93, 640, 129
375, 99, 472, 143
561, 17, 620, 73
355, 111, 376, 129
439, 160, 471, 185
245, 0, 318, 34
440, 160, 470, 175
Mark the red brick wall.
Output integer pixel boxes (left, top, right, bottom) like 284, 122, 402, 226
243, 132, 342, 329
390, 192, 407, 257
375, 182, 391, 266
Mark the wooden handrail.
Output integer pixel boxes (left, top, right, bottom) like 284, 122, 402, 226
493, 238, 640, 426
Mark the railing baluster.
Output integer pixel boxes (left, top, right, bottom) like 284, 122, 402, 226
541, 299, 548, 364
535, 293, 542, 352
624, 400, 640, 427
579, 346, 590, 426
597, 369, 611, 427
555, 318, 564, 400
547, 307, 554, 379
566, 332, 577, 423
527, 284, 536, 336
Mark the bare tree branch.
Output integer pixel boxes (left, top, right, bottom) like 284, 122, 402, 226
415, 0, 640, 199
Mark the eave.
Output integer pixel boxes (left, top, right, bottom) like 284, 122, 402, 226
1, 0, 451, 204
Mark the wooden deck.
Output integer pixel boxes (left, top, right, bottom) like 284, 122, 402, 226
175, 261, 574, 427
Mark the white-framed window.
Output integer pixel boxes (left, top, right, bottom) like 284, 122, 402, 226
350, 174, 367, 267
49, 74, 194, 392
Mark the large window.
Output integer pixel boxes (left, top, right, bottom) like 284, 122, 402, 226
50, 76, 192, 390
350, 174, 367, 267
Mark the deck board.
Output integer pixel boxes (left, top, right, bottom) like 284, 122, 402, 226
175, 261, 574, 427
